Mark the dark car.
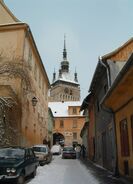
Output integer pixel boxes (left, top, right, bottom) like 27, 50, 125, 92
32, 144, 52, 166
0, 146, 39, 184
62, 146, 76, 159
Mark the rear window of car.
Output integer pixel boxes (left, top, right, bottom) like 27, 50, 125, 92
0, 148, 25, 158
33, 147, 47, 153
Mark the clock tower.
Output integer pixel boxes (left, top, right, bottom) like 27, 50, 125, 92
50, 36, 80, 102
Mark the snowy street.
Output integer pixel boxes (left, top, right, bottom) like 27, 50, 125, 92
28, 155, 99, 184
27, 155, 131, 184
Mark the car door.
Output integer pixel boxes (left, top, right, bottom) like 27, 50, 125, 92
24, 149, 32, 176
28, 148, 37, 174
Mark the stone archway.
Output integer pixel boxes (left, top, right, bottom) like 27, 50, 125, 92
53, 132, 64, 146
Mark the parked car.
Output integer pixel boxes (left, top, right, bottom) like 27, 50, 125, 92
62, 146, 76, 159
0, 146, 39, 184
51, 144, 62, 155
32, 144, 52, 166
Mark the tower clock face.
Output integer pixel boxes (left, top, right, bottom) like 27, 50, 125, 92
64, 87, 69, 93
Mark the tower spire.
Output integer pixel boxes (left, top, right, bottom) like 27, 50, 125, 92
63, 34, 67, 60
52, 68, 56, 82
74, 67, 78, 82
60, 35, 69, 73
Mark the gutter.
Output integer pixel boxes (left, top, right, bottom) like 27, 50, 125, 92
99, 56, 111, 88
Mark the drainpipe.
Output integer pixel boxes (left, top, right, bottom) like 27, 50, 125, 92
101, 105, 119, 177
98, 56, 111, 88
99, 56, 119, 176
112, 110, 119, 177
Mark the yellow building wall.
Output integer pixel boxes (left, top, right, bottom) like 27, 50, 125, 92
0, 28, 24, 59
54, 116, 85, 145
21, 31, 49, 146
0, 25, 49, 146
115, 99, 133, 177
0, 1, 18, 24
68, 106, 81, 115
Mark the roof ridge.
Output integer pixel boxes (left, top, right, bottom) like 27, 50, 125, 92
102, 37, 133, 60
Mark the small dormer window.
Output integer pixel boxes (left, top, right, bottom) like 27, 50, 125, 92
73, 107, 77, 115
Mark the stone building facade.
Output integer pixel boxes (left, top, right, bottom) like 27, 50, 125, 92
0, 1, 50, 146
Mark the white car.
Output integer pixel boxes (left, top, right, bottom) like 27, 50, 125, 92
51, 144, 61, 155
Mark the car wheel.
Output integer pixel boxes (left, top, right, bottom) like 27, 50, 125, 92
31, 168, 37, 178
17, 174, 25, 184
40, 162, 45, 166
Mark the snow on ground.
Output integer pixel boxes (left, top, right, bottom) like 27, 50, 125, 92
28, 155, 100, 184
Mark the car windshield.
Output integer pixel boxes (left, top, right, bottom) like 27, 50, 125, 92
0, 148, 25, 159
63, 147, 74, 151
33, 147, 47, 153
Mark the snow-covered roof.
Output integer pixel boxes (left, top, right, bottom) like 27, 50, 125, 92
48, 101, 83, 117
53, 72, 79, 85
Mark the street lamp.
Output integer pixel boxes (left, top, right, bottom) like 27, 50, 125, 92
32, 97, 38, 106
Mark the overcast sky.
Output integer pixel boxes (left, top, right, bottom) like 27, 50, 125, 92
4, 0, 133, 100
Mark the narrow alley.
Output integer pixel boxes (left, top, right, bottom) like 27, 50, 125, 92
28, 156, 132, 184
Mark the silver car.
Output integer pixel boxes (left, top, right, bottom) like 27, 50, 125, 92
32, 144, 52, 166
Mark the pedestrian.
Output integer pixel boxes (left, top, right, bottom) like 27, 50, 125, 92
75, 144, 81, 159
47, 139, 51, 148
43, 136, 48, 145
81, 144, 86, 159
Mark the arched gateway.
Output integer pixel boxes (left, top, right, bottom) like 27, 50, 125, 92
53, 132, 64, 146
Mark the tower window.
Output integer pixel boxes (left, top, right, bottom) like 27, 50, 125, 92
73, 120, 77, 128
70, 90, 73, 95
73, 132, 77, 140
60, 120, 64, 128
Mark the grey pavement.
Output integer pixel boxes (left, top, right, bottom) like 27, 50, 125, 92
80, 158, 133, 184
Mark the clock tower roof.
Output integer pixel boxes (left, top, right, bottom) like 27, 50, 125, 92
50, 36, 80, 102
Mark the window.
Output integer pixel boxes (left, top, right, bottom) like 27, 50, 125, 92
70, 90, 72, 95
73, 119, 77, 128
73, 132, 77, 140
60, 120, 64, 128
131, 115, 133, 150
120, 119, 129, 156
73, 107, 77, 115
